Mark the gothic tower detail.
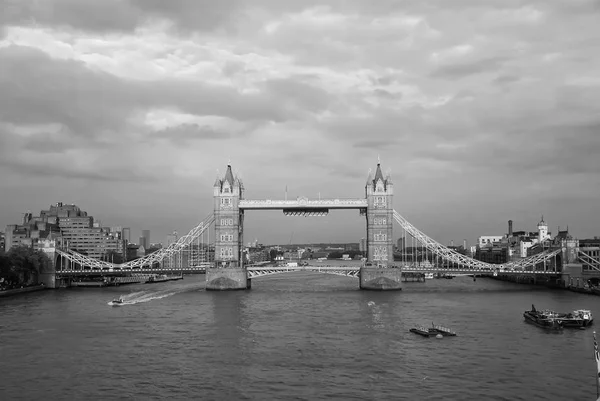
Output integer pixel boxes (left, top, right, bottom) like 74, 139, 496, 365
538, 216, 549, 243
213, 164, 244, 268
365, 162, 394, 266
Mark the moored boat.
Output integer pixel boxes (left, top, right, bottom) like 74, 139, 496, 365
431, 323, 457, 336
557, 309, 593, 328
524, 304, 563, 330
410, 327, 438, 337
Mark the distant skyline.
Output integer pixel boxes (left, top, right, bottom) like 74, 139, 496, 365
1, 1, 599, 246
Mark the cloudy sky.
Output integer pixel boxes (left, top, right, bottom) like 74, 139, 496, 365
1, 0, 599, 247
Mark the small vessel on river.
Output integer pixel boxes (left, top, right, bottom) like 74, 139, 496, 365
431, 324, 457, 337
523, 305, 563, 330
410, 323, 457, 337
556, 309, 593, 328
410, 326, 438, 337
110, 297, 124, 306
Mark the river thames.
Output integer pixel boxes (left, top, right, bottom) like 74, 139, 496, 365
1, 274, 599, 400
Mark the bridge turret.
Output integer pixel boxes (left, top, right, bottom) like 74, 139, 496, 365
365, 162, 394, 267
214, 164, 244, 268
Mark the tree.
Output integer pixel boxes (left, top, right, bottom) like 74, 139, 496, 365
2, 245, 51, 286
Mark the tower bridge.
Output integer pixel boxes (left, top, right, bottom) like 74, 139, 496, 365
48, 162, 568, 291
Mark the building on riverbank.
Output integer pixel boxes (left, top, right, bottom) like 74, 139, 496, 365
4, 202, 126, 260
475, 217, 554, 265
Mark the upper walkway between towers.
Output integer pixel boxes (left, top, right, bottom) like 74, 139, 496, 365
238, 198, 368, 210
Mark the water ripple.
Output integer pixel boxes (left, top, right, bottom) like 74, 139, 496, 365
0, 274, 598, 400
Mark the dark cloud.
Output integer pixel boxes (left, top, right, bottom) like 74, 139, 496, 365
430, 57, 508, 79
0, 45, 321, 138
130, 0, 240, 33
0, 0, 243, 34
414, 126, 600, 176
0, 0, 142, 33
352, 140, 391, 150
0, 46, 135, 133
372, 89, 401, 100
0, 158, 158, 183
149, 123, 230, 144
261, 78, 334, 114
22, 134, 71, 154
493, 75, 521, 85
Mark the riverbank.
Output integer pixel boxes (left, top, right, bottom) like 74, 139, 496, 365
0, 284, 46, 298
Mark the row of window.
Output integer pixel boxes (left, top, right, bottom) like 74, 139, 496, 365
373, 217, 387, 225
373, 233, 387, 241
220, 219, 235, 226
219, 247, 234, 258
373, 246, 389, 261
374, 196, 386, 205
220, 234, 234, 242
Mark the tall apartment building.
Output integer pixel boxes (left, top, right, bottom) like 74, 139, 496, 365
4, 202, 125, 260
122, 227, 131, 243
140, 230, 150, 249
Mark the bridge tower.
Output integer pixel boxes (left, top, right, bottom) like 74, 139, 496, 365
206, 164, 250, 290
360, 162, 402, 290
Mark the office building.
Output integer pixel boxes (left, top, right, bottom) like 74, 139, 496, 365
4, 202, 125, 260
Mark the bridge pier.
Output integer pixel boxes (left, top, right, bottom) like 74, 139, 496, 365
39, 273, 58, 289
205, 268, 250, 291
359, 267, 402, 291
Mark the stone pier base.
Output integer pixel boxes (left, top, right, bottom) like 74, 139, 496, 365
206, 268, 250, 291
359, 267, 403, 291
39, 272, 57, 289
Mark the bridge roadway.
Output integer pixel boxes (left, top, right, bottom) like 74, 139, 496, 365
54, 265, 561, 278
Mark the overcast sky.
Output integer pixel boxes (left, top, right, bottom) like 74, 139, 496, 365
1, 0, 599, 247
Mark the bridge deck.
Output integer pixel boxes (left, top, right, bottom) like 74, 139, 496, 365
53, 266, 561, 276
238, 198, 368, 210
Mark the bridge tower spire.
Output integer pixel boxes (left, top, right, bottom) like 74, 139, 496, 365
207, 163, 250, 290
365, 161, 394, 266
360, 160, 400, 290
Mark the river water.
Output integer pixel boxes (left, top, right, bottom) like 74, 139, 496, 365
1, 273, 599, 400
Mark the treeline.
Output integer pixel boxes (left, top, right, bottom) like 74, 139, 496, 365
0, 246, 51, 289
326, 250, 364, 259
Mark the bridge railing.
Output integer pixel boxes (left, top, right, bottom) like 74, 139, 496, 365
56, 213, 215, 271
578, 250, 600, 272
392, 210, 562, 272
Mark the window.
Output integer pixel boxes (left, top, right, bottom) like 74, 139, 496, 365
374, 196, 386, 207
221, 198, 231, 205
373, 246, 388, 261
220, 218, 234, 226
374, 233, 387, 242
374, 217, 387, 225
219, 247, 234, 259
220, 233, 234, 242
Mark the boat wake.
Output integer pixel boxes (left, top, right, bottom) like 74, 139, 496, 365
107, 283, 204, 306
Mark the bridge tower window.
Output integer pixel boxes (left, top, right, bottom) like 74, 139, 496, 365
220, 233, 234, 242
374, 233, 387, 242
373, 246, 388, 260
220, 247, 233, 258
374, 217, 387, 225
